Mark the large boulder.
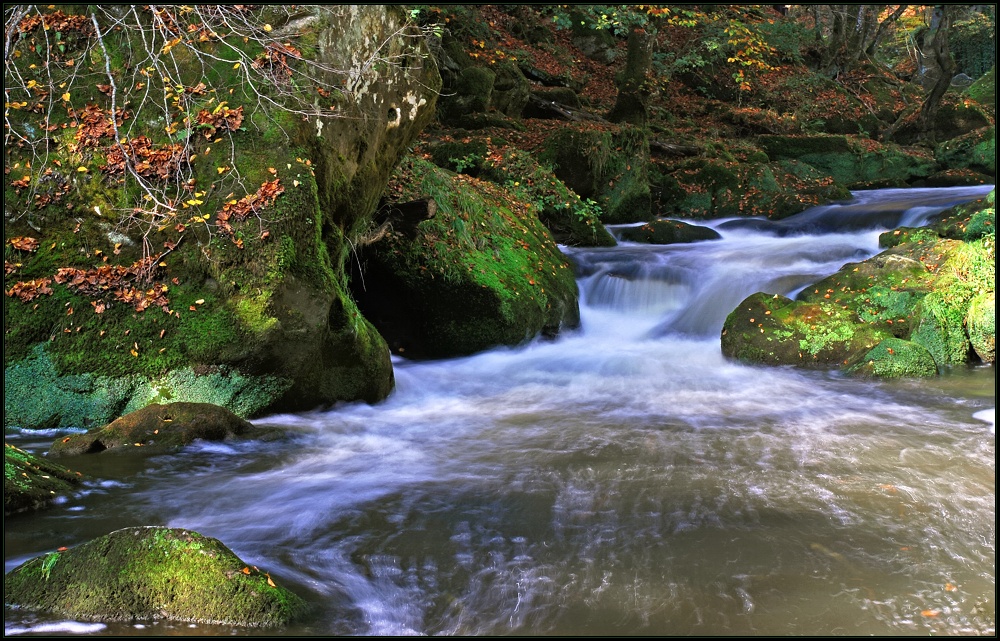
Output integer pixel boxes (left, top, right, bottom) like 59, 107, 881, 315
351, 156, 580, 359
722, 192, 996, 375
4, 443, 83, 515
3, 527, 306, 627
48, 402, 261, 457
479, 149, 616, 247
720, 293, 891, 367
935, 126, 996, 178
669, 158, 851, 219
4, 6, 441, 428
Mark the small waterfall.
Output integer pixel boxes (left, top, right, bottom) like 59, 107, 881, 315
573, 185, 994, 337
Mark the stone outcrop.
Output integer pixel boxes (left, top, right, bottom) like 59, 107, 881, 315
4, 6, 440, 428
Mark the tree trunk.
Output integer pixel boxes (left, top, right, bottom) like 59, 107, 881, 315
607, 27, 653, 126
917, 5, 956, 145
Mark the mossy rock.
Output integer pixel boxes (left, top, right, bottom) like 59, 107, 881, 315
935, 126, 995, 177
617, 220, 720, 244
429, 140, 489, 175
757, 135, 937, 188
480, 149, 615, 247
5, 443, 84, 516
437, 66, 496, 122
47, 402, 270, 457
3, 527, 307, 627
966, 291, 995, 363
539, 126, 652, 223
4, 6, 439, 427
352, 156, 580, 359
808, 225, 993, 371
671, 159, 850, 219
720, 292, 891, 368
489, 60, 530, 118
964, 65, 995, 109
910, 290, 973, 367
846, 338, 938, 378
798, 250, 932, 337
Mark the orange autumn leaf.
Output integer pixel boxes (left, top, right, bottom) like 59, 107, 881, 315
9, 236, 40, 252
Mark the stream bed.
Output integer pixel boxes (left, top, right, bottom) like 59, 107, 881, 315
5, 185, 995, 636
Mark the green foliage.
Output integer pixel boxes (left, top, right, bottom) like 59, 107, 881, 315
951, 10, 996, 79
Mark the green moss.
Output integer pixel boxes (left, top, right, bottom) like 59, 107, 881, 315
721, 292, 892, 368
757, 134, 936, 188
847, 338, 938, 378
355, 156, 579, 358
5, 442, 83, 515
4, 527, 307, 627
964, 65, 995, 108
935, 126, 995, 177
481, 149, 615, 247
124, 368, 293, 419
429, 140, 489, 174
910, 290, 973, 367
966, 290, 995, 363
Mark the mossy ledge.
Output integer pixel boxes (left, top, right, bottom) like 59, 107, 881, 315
4, 6, 440, 428
5, 442, 84, 516
3, 526, 307, 627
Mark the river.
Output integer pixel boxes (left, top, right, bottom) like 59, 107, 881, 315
5, 185, 995, 636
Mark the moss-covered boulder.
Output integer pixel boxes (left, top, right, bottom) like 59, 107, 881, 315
721, 292, 892, 367
3, 527, 306, 627
351, 156, 580, 359
539, 125, 652, 224
671, 158, 851, 219
725, 192, 996, 375
890, 94, 994, 146
935, 126, 996, 178
617, 220, 721, 244
964, 65, 995, 109
4, 6, 440, 428
846, 338, 939, 378
47, 402, 264, 457
480, 149, 615, 247
757, 134, 938, 188
5, 443, 83, 516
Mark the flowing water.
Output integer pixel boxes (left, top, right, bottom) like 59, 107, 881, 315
5, 186, 996, 636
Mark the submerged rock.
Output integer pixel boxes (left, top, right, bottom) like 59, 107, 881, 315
4, 443, 83, 515
617, 220, 720, 244
3, 527, 306, 627
47, 402, 267, 457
